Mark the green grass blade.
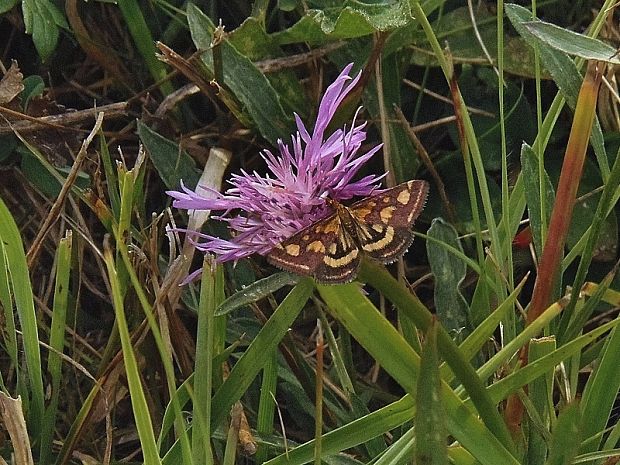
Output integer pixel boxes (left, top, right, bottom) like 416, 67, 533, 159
317, 284, 519, 465
40, 231, 72, 465
192, 258, 219, 465
486, 317, 619, 405
416, 321, 448, 465
426, 219, 469, 342
358, 260, 515, 452
0, 237, 19, 386
116, 0, 173, 95
527, 337, 556, 465
0, 196, 45, 442
256, 348, 278, 463
210, 279, 314, 427
103, 242, 162, 465
580, 323, 620, 451
545, 402, 582, 465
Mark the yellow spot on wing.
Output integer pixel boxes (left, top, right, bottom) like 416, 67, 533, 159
285, 244, 300, 256
397, 189, 410, 205
306, 240, 326, 253
380, 206, 396, 223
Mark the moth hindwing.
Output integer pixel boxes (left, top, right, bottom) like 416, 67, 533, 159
266, 180, 429, 284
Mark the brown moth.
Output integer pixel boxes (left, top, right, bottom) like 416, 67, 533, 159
267, 180, 429, 284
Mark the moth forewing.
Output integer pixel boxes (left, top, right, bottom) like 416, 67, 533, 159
266, 180, 429, 284
266, 213, 362, 284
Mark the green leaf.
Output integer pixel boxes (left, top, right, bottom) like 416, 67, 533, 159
506, 3, 609, 180
523, 21, 620, 64
21, 75, 45, 110
415, 322, 448, 465
40, 231, 72, 464
0, 0, 19, 14
273, 0, 414, 45
0, 197, 45, 441
22, 0, 68, 61
216, 272, 300, 316
137, 121, 201, 190
545, 402, 582, 465
426, 219, 469, 342
407, 6, 542, 78
210, 279, 314, 428
18, 147, 89, 197
527, 337, 555, 465
361, 52, 420, 181
187, 4, 294, 145
521, 143, 555, 257
316, 283, 519, 465
564, 159, 618, 261
226, 17, 308, 117
581, 322, 620, 451
456, 67, 535, 171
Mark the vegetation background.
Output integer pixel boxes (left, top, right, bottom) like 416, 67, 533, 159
0, 0, 620, 464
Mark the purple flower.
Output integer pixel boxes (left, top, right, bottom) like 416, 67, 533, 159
168, 63, 383, 262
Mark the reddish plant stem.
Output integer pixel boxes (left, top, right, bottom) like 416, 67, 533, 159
505, 60, 605, 435
527, 61, 604, 325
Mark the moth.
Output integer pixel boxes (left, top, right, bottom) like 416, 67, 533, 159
267, 180, 429, 284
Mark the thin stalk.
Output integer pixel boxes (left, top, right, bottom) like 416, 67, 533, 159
497, 0, 515, 326
314, 320, 324, 465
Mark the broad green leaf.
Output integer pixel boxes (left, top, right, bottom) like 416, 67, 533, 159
18, 147, 90, 197
427, 219, 469, 342
226, 17, 307, 117
216, 272, 300, 316
521, 143, 555, 257
273, 0, 414, 45
0, 135, 17, 163
0, 0, 19, 14
408, 6, 542, 78
22, 0, 67, 61
523, 21, 620, 65
21, 75, 45, 110
188, 4, 294, 145
137, 121, 201, 190
506, 3, 609, 180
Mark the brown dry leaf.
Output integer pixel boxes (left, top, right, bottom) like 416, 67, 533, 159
0, 61, 24, 105
0, 393, 34, 465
